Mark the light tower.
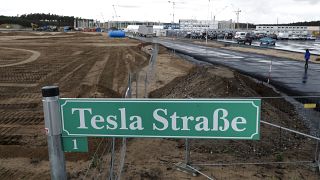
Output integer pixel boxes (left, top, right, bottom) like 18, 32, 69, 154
168, 1, 176, 24
235, 8, 241, 29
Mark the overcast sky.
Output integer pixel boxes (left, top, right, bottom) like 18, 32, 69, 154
1, 0, 319, 24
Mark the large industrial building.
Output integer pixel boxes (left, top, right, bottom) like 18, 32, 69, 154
107, 21, 160, 30
179, 19, 238, 31
74, 18, 96, 29
255, 25, 320, 36
179, 19, 218, 31
218, 20, 234, 30
107, 21, 179, 30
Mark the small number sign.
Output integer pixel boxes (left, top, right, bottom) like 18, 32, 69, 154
62, 137, 88, 152
72, 139, 78, 150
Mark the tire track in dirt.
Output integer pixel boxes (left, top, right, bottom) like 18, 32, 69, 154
0, 47, 40, 67
110, 49, 121, 93
115, 47, 130, 95
97, 47, 122, 97
79, 53, 110, 97
0, 34, 151, 179
0, 48, 105, 156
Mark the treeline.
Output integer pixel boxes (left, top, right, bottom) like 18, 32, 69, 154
0, 13, 74, 27
258, 21, 320, 26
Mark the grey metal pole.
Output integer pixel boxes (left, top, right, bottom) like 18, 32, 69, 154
185, 138, 190, 165
42, 86, 67, 180
135, 72, 139, 98
109, 137, 116, 180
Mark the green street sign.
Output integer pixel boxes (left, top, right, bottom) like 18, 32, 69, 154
62, 137, 88, 152
60, 99, 261, 140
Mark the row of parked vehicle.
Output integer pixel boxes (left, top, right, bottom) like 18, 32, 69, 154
234, 32, 276, 46
185, 31, 234, 40
184, 31, 277, 46
183, 30, 318, 47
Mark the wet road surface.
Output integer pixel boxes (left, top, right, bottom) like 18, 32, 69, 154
218, 39, 320, 55
137, 37, 320, 96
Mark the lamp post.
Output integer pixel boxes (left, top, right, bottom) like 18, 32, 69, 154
168, 1, 176, 24
206, 0, 211, 44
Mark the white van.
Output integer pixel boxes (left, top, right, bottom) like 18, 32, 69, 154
234, 32, 247, 39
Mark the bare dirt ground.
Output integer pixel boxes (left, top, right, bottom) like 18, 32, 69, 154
0, 32, 318, 179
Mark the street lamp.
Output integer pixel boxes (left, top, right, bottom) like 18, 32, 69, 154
206, 0, 211, 44
168, 1, 176, 24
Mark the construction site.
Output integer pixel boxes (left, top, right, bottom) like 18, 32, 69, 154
0, 30, 319, 179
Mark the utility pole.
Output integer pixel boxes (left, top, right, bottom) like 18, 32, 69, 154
235, 8, 241, 29
206, 0, 211, 44
168, 1, 176, 24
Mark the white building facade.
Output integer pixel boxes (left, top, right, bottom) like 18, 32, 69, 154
218, 20, 234, 30
255, 25, 320, 36
74, 18, 96, 29
179, 19, 218, 31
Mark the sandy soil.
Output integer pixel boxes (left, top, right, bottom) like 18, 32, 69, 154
0, 48, 31, 65
0, 47, 41, 67
0, 32, 318, 179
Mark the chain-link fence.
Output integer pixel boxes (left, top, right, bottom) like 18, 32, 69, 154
184, 96, 320, 179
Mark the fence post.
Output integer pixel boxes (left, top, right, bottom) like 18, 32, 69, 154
135, 72, 139, 98
117, 75, 132, 180
109, 137, 116, 180
42, 86, 67, 180
185, 138, 190, 165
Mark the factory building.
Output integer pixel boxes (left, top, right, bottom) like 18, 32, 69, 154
218, 20, 234, 30
162, 23, 180, 30
179, 19, 239, 31
108, 21, 160, 30
179, 19, 218, 31
74, 18, 96, 30
255, 25, 320, 36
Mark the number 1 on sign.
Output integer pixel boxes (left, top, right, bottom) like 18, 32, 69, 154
62, 137, 88, 152
72, 139, 78, 150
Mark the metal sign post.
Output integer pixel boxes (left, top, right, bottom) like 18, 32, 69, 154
175, 138, 200, 176
42, 86, 67, 180
185, 138, 190, 165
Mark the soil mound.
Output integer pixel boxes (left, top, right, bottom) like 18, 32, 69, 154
149, 65, 311, 162
149, 66, 257, 98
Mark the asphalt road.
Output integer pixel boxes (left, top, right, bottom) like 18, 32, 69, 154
218, 39, 320, 55
136, 37, 320, 97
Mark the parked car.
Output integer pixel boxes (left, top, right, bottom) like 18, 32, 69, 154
306, 35, 316, 41
208, 33, 217, 40
288, 35, 300, 40
235, 32, 253, 45
191, 32, 199, 39
224, 32, 233, 39
234, 32, 246, 39
268, 34, 278, 39
260, 37, 276, 46
185, 33, 191, 38
277, 33, 289, 40
217, 33, 225, 39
